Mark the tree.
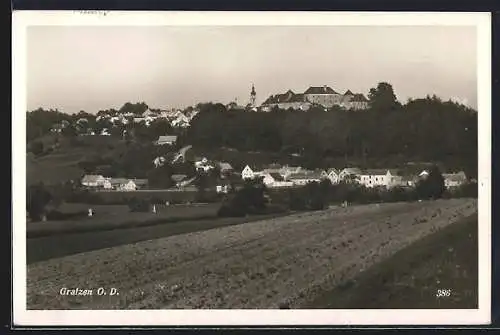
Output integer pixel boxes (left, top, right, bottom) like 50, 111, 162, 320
27, 183, 53, 221
148, 119, 174, 141
119, 102, 149, 116
415, 165, 446, 200
368, 82, 400, 112
147, 164, 174, 189
218, 177, 268, 217
61, 124, 77, 137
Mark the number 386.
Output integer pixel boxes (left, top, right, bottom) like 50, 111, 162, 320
436, 289, 451, 297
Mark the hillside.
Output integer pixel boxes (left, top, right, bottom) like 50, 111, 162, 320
27, 135, 130, 185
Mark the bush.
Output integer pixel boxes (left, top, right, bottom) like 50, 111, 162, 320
415, 165, 445, 200
27, 184, 53, 221
216, 178, 269, 217
288, 182, 328, 211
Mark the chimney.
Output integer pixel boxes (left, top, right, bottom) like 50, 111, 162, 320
323, 85, 327, 92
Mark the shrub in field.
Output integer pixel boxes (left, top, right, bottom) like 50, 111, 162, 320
415, 165, 445, 200
305, 182, 328, 210
288, 182, 328, 211
217, 178, 269, 217
26, 183, 53, 221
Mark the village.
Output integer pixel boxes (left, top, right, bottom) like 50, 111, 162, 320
81, 152, 470, 194
48, 84, 376, 138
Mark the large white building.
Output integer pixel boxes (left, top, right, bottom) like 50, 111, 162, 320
443, 171, 467, 189
261, 85, 369, 111
357, 169, 403, 189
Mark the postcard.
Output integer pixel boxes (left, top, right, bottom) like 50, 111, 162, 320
13, 10, 491, 326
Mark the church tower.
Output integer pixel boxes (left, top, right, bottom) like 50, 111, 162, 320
250, 84, 256, 107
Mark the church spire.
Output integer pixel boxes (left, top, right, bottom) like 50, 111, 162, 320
250, 84, 256, 107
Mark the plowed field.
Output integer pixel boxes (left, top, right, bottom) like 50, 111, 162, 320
27, 198, 477, 309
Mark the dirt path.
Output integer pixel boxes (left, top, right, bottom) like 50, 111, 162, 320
27, 198, 477, 309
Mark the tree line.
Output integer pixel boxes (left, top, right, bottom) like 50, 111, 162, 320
186, 85, 477, 178
27, 102, 178, 143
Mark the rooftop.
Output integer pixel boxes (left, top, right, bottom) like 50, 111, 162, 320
304, 86, 338, 95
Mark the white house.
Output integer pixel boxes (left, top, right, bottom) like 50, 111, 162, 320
287, 172, 323, 186
325, 168, 340, 184
121, 180, 138, 191
241, 165, 255, 179
419, 170, 430, 179
156, 135, 178, 146
103, 178, 147, 191
216, 180, 231, 194
171, 112, 190, 128
81, 175, 106, 188
216, 185, 229, 193
153, 156, 166, 168
443, 171, 467, 189
338, 168, 362, 182
357, 169, 402, 189
218, 162, 234, 174
279, 165, 302, 179
260, 172, 294, 188
103, 178, 117, 190
194, 157, 214, 172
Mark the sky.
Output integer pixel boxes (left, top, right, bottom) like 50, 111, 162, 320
27, 25, 477, 114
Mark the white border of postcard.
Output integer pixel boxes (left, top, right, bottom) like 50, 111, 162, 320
12, 11, 491, 326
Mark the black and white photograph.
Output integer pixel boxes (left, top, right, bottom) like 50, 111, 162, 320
13, 11, 491, 326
